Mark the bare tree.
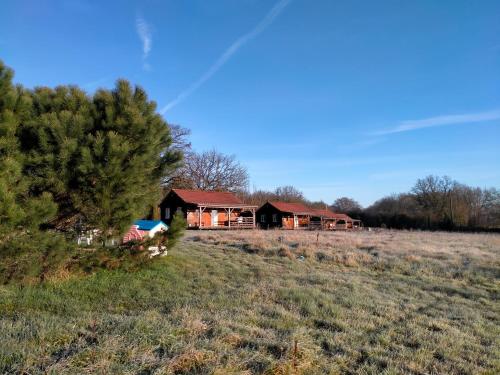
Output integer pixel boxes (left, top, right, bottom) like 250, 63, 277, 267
169, 124, 191, 152
462, 187, 500, 227
484, 188, 500, 227
179, 149, 249, 192
412, 175, 455, 227
363, 176, 499, 230
239, 189, 277, 206
161, 124, 191, 189
309, 200, 330, 209
331, 197, 362, 214
274, 186, 305, 202
240, 186, 311, 205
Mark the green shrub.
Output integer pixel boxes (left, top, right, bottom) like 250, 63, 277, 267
0, 230, 74, 284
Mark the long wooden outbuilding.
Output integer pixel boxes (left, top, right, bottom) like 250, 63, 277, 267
256, 201, 362, 230
159, 189, 257, 229
159, 190, 362, 231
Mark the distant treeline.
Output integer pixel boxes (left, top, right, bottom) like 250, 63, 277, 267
232, 177, 500, 232
360, 176, 500, 231
180, 176, 496, 231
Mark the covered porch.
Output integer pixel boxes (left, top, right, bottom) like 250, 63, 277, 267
281, 213, 311, 229
334, 218, 363, 230
187, 204, 257, 229
309, 210, 364, 231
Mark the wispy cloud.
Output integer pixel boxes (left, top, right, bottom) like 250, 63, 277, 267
136, 15, 152, 70
160, 0, 292, 114
373, 109, 500, 135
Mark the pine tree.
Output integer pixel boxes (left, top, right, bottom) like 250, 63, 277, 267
1, 60, 182, 239
19, 85, 94, 224
0, 61, 56, 235
73, 80, 182, 237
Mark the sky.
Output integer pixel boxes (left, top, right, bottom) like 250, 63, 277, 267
1, 0, 499, 206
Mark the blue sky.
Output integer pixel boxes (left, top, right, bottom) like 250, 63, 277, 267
1, 0, 499, 206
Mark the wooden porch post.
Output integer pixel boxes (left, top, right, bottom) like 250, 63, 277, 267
252, 208, 256, 229
198, 207, 202, 229
228, 208, 232, 229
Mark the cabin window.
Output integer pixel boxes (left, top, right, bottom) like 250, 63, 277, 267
165, 208, 170, 219
272, 214, 278, 223
260, 214, 266, 223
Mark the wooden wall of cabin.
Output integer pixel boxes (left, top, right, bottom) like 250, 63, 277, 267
186, 208, 242, 228
256, 203, 284, 229
159, 191, 189, 225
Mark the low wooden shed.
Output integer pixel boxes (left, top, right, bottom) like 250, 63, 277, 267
256, 202, 363, 230
256, 202, 315, 229
330, 213, 363, 230
310, 209, 338, 230
159, 189, 257, 229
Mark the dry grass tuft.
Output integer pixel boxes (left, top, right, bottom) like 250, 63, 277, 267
223, 333, 243, 347
277, 246, 293, 259
182, 317, 209, 338
168, 348, 212, 374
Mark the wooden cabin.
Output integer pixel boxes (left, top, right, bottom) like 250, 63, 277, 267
159, 189, 257, 229
256, 202, 362, 230
257, 202, 316, 229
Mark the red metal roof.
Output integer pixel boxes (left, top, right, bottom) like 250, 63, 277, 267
311, 209, 354, 220
268, 201, 313, 215
324, 212, 356, 221
331, 213, 353, 221
267, 203, 355, 221
311, 208, 338, 219
172, 189, 245, 205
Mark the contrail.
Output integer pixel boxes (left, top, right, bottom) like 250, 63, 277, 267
160, 0, 291, 114
136, 15, 152, 70
136, 16, 152, 59
372, 109, 500, 135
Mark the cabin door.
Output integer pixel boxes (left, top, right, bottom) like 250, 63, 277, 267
282, 217, 293, 229
211, 210, 218, 227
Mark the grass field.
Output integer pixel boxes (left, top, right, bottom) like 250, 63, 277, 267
1, 230, 499, 374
